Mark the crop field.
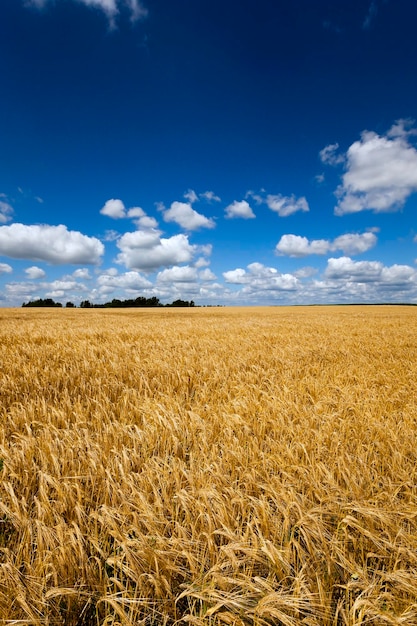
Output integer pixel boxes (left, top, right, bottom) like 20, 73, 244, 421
1, 305, 417, 626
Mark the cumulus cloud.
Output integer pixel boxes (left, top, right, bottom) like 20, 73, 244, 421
100, 198, 127, 219
266, 194, 309, 217
162, 201, 215, 230
0, 201, 14, 224
276, 232, 377, 257
45, 279, 88, 293
223, 262, 299, 292
97, 270, 152, 295
0, 224, 104, 265
134, 215, 159, 230
100, 199, 158, 229
0, 263, 12, 275
157, 265, 198, 283
72, 268, 92, 279
332, 232, 377, 255
116, 231, 200, 271
25, 266, 46, 279
323, 256, 417, 295
25, 0, 148, 26
276, 235, 329, 257
199, 268, 216, 281
335, 120, 417, 215
224, 200, 255, 219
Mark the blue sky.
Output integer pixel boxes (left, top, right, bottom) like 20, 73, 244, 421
1, 0, 417, 305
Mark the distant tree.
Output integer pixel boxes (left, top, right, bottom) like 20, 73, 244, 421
169, 299, 195, 307
80, 300, 92, 308
22, 298, 62, 307
65, 302, 75, 308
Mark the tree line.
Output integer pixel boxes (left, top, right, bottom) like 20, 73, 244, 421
22, 297, 196, 308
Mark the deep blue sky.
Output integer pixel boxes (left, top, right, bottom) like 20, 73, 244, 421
1, 0, 417, 305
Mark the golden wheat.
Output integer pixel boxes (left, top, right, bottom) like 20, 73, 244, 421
0, 306, 417, 625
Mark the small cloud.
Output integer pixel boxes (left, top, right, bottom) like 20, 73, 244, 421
100, 198, 126, 219
276, 231, 377, 257
127, 207, 145, 218
223, 262, 299, 293
0, 201, 14, 224
183, 189, 199, 203
25, 266, 46, 279
0, 262, 12, 275
157, 265, 198, 283
200, 191, 221, 202
266, 194, 309, 217
199, 268, 216, 281
135, 215, 159, 229
224, 200, 255, 219
319, 143, 345, 166
315, 173, 325, 184
103, 229, 120, 242
73, 268, 92, 280
162, 201, 215, 231
183, 189, 221, 203
245, 190, 265, 205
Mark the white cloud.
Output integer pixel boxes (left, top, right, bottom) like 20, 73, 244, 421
162, 201, 215, 230
0, 201, 14, 224
194, 257, 210, 269
199, 268, 216, 281
332, 232, 377, 255
323, 257, 417, 295
224, 200, 255, 219
157, 265, 198, 283
103, 229, 120, 242
97, 270, 151, 294
183, 189, 199, 204
100, 200, 159, 229
25, 266, 46, 279
0, 224, 104, 265
276, 235, 329, 257
319, 143, 345, 166
325, 257, 383, 282
266, 194, 309, 217
26, 0, 147, 25
116, 231, 199, 271
223, 262, 299, 293
276, 232, 377, 257
200, 191, 221, 202
73, 268, 92, 279
134, 215, 159, 229
223, 268, 248, 284
127, 207, 145, 218
45, 279, 87, 293
0, 263, 12, 275
183, 189, 221, 203
335, 121, 417, 215
100, 198, 126, 219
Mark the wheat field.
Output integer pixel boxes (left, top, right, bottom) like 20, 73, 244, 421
0, 305, 417, 625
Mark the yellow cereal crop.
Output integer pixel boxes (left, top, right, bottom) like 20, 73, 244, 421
0, 306, 416, 625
